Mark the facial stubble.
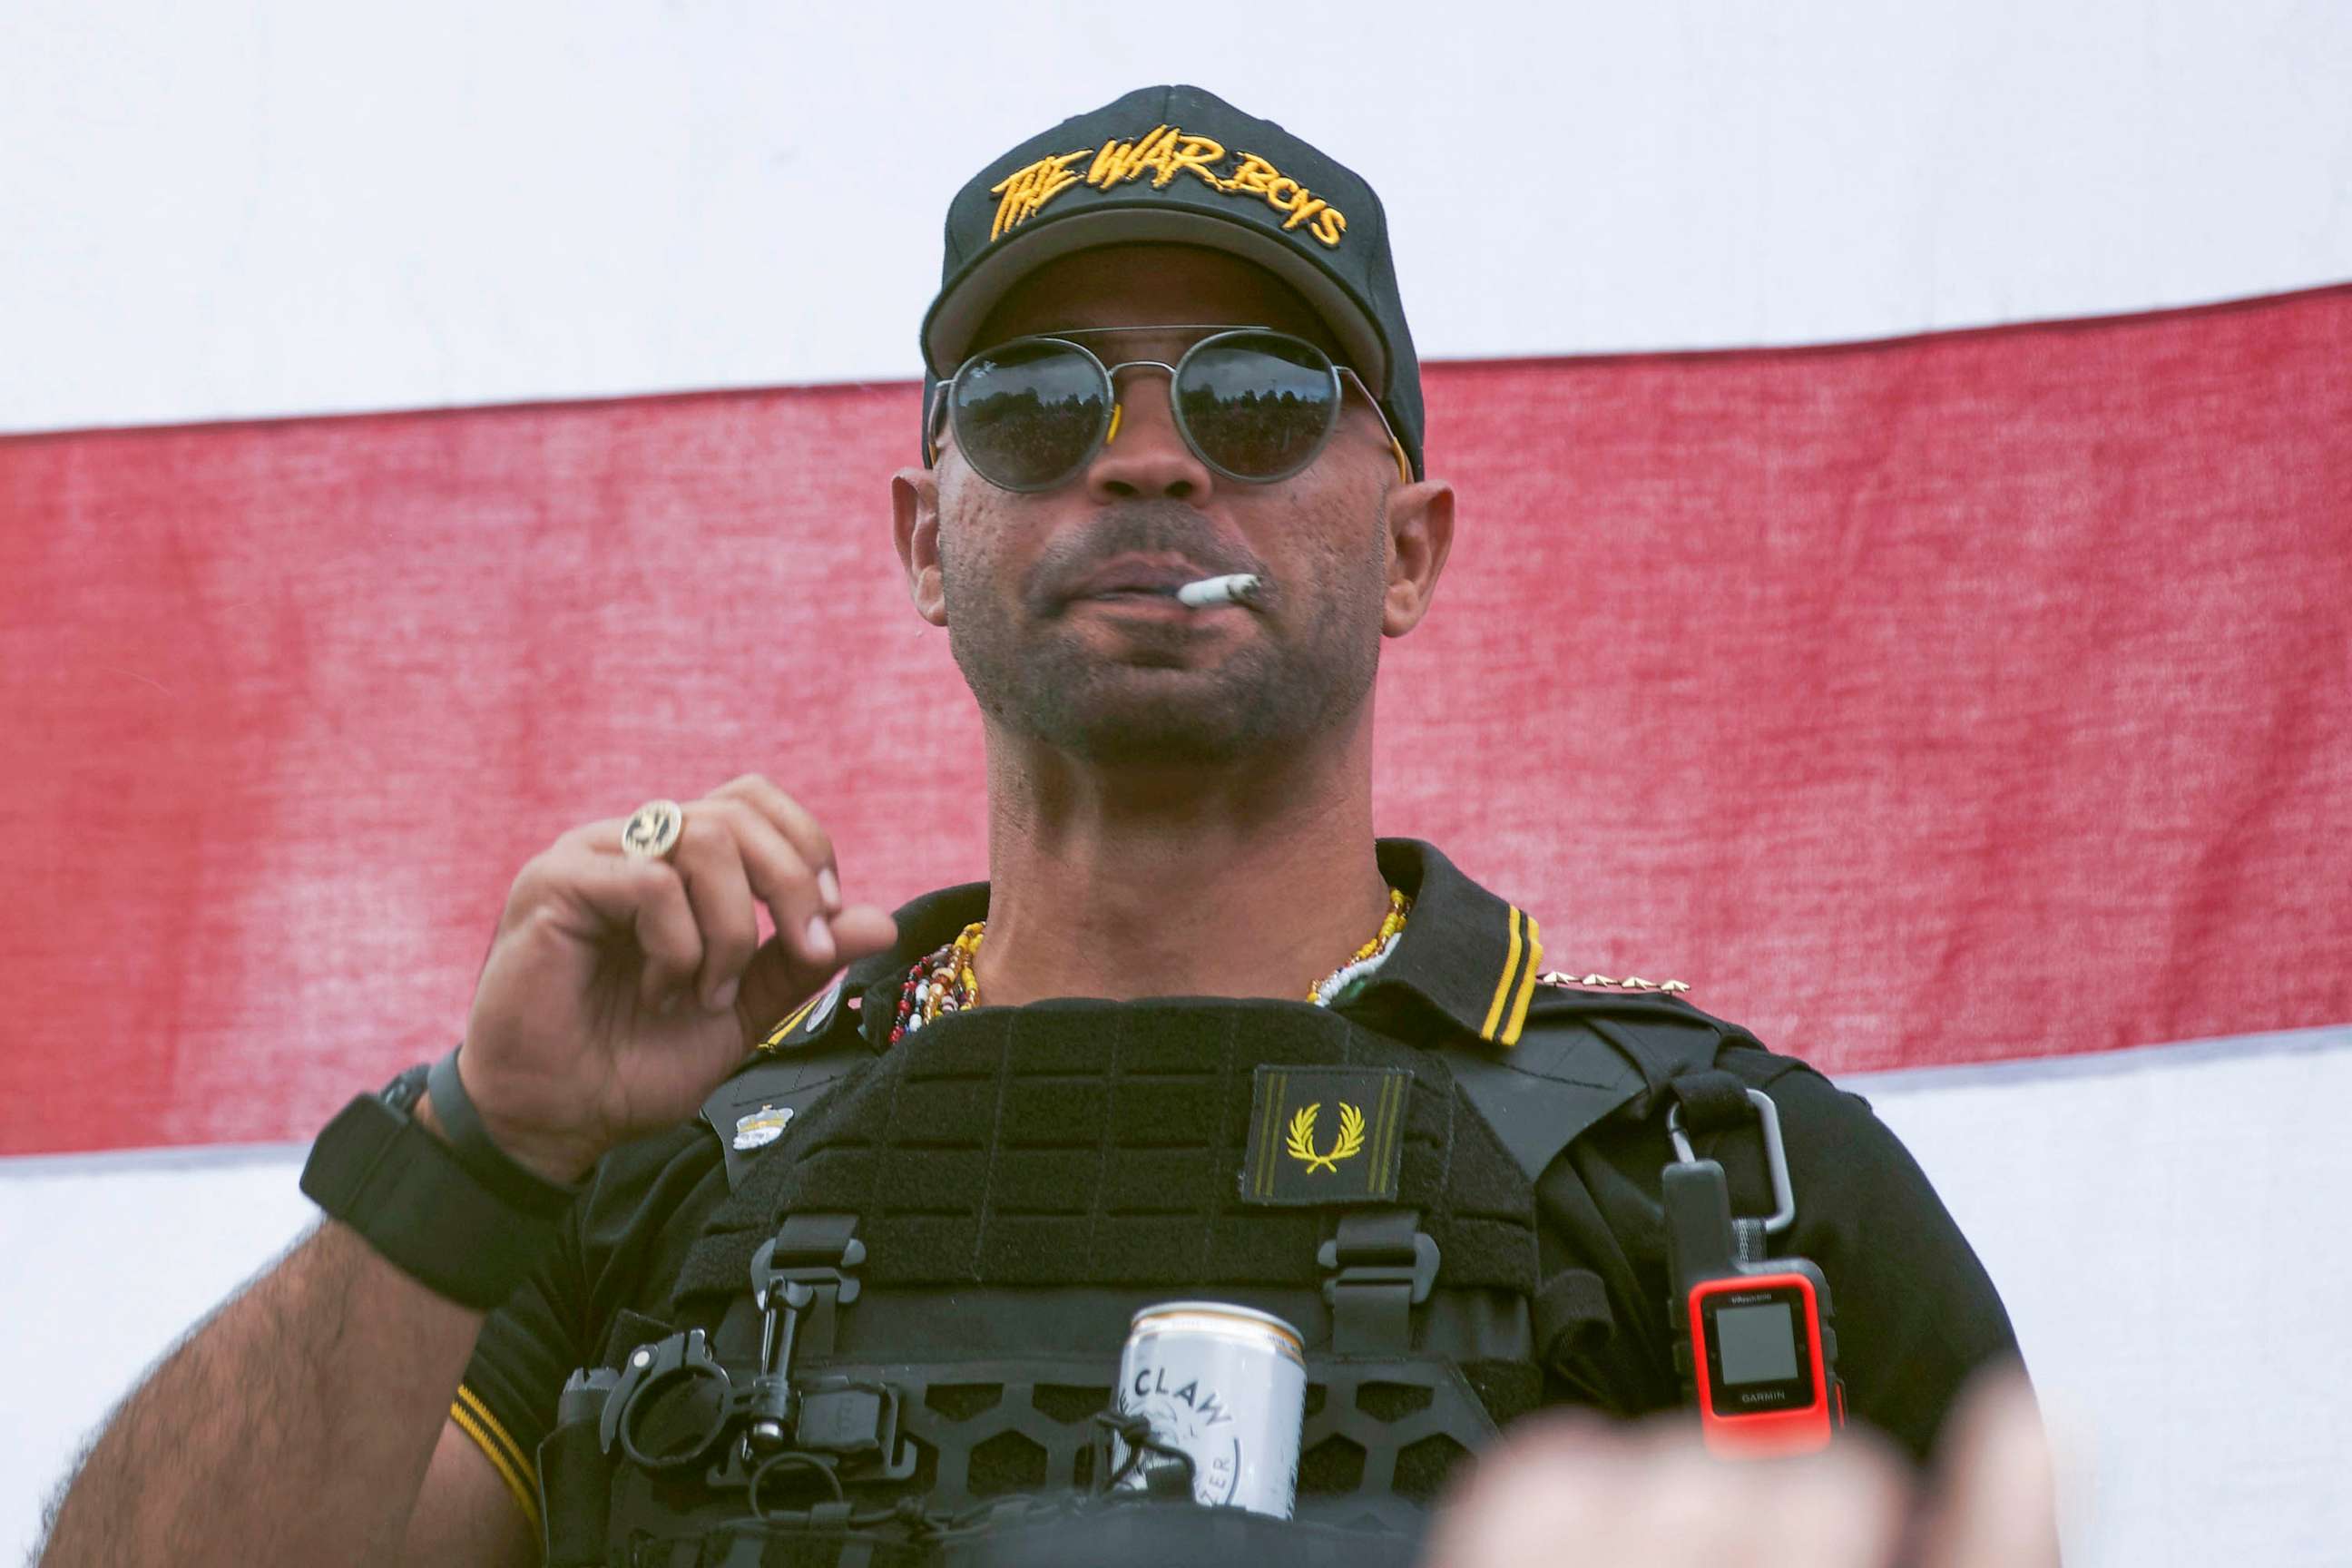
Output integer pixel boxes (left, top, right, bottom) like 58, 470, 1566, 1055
936, 495, 1388, 767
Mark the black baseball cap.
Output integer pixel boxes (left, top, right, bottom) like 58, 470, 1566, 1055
918, 84, 1425, 480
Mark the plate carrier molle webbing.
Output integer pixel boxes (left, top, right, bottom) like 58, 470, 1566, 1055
535, 989, 1756, 1568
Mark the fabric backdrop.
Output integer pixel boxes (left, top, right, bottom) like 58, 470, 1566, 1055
5, 284, 2347, 1158
11, 8, 2352, 1563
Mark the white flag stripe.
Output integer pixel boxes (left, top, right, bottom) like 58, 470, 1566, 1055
6, 1026, 2348, 1565
8, 7, 2345, 1563
5, 0, 2350, 433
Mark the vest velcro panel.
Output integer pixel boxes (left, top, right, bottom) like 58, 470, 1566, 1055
672, 999, 1539, 1307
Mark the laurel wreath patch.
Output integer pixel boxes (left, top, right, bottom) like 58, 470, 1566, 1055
1283, 1101, 1367, 1173
1243, 1066, 1408, 1205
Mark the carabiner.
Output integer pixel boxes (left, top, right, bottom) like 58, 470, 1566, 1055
1667, 1088, 1798, 1237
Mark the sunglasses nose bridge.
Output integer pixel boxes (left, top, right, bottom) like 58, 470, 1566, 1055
1099, 358, 1181, 450
1088, 365, 1220, 498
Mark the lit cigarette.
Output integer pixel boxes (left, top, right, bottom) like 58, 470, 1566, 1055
1173, 573, 1262, 608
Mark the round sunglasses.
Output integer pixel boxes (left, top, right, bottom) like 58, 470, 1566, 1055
928, 326, 1410, 493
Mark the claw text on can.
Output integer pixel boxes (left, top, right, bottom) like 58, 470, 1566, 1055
1112, 1300, 1305, 1518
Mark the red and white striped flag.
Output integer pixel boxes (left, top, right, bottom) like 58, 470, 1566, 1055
5, 8, 2348, 1563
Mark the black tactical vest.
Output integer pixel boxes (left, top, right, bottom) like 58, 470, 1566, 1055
537, 990, 1750, 1567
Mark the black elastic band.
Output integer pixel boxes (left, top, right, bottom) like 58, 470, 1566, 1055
1665, 1069, 1754, 1135
426, 1044, 583, 1218
1531, 1267, 1614, 1367
1666, 1069, 1780, 1219
299, 1093, 563, 1309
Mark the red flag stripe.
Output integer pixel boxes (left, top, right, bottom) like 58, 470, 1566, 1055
3, 285, 2347, 1156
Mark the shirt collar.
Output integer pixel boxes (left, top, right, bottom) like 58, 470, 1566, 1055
842, 838, 1544, 1051
1356, 838, 1548, 1048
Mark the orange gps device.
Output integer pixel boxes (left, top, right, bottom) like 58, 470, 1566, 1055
1686, 1268, 1838, 1455
1663, 1091, 1845, 1458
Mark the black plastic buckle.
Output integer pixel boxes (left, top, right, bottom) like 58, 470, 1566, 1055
1318, 1227, 1440, 1302
741, 1225, 864, 1452
703, 1375, 916, 1491
1318, 1214, 1439, 1353
795, 1380, 906, 1463
750, 1226, 866, 1367
750, 1230, 867, 1302
556, 1364, 619, 1428
722, 1219, 913, 1484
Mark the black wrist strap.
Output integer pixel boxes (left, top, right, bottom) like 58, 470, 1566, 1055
299, 1093, 564, 1310
426, 1044, 583, 1219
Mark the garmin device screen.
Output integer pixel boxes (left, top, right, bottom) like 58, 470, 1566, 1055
1715, 1300, 1799, 1386
1693, 1276, 1826, 1432
1693, 1298, 1816, 1419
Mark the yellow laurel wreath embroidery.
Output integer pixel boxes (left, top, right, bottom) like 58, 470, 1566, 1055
1283, 1102, 1367, 1174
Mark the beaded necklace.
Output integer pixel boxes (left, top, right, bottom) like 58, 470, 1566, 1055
888, 887, 1413, 1045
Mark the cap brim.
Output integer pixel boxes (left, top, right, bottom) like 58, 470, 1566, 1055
923, 205, 1391, 391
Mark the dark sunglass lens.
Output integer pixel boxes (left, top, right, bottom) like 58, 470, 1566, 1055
1176, 334, 1338, 480
949, 340, 1107, 489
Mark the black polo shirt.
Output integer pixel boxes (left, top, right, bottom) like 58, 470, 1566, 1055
450, 839, 2019, 1530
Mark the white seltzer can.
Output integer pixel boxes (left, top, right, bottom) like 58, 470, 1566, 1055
1112, 1300, 1306, 1518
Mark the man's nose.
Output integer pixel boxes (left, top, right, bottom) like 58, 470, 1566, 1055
1083, 373, 1217, 503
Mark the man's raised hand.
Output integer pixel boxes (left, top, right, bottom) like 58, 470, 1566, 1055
1420, 1367, 2060, 1568
453, 775, 897, 1182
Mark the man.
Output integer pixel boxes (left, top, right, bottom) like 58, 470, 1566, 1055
38, 86, 2021, 1567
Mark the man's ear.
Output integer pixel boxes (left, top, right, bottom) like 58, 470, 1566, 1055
1382, 476, 1455, 636
891, 466, 949, 628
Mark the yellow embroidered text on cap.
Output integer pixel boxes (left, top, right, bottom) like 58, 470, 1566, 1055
989, 125, 1348, 248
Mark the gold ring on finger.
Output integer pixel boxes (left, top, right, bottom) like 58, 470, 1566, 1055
620, 799, 685, 861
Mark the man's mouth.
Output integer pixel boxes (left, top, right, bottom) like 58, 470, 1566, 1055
1068, 591, 1202, 622
1062, 554, 1226, 604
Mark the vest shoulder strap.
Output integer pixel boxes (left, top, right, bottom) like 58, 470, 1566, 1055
701, 977, 875, 1191
1446, 985, 1761, 1184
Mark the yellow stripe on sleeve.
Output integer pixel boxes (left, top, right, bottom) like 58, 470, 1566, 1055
451, 1384, 540, 1532
1498, 916, 1544, 1047
1479, 906, 1526, 1041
